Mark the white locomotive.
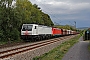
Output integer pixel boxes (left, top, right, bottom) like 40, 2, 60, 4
21, 24, 52, 40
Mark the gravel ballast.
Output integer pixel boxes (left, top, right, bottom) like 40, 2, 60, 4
0, 35, 77, 60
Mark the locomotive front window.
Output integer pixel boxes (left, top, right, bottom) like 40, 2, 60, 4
22, 25, 32, 31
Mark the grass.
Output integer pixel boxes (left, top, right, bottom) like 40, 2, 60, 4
33, 35, 81, 60
88, 41, 90, 51
88, 45, 90, 51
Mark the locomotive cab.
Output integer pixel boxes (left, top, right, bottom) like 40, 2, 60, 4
21, 24, 38, 35
21, 24, 38, 39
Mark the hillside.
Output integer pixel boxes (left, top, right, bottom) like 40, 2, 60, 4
77, 27, 89, 30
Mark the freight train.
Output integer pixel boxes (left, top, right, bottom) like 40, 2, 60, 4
21, 24, 77, 41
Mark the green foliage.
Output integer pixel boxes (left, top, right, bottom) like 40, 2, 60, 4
88, 43, 90, 51
9, 28, 20, 41
0, 30, 4, 41
0, 0, 21, 42
15, 0, 54, 26
42, 13, 54, 26
0, 0, 54, 42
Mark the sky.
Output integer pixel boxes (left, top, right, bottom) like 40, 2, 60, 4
29, 0, 90, 28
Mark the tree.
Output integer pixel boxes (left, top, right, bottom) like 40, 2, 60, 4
0, 0, 54, 42
33, 4, 41, 10
42, 13, 54, 26
0, 0, 21, 41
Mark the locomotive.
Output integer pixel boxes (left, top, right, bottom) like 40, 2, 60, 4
21, 24, 77, 41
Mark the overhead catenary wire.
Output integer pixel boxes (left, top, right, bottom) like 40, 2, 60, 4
30, 0, 61, 25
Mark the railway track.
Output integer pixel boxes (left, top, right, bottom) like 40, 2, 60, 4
0, 36, 72, 59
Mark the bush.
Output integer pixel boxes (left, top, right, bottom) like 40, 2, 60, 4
0, 28, 20, 43
0, 30, 4, 41
10, 28, 20, 41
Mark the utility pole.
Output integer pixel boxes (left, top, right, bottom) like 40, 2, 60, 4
74, 21, 76, 28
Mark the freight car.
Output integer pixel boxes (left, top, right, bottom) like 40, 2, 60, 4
21, 24, 77, 41
67, 30, 71, 35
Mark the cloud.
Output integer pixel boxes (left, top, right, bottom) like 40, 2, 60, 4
30, 0, 90, 27
30, 0, 90, 14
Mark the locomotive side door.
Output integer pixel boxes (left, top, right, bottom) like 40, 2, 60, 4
33, 25, 38, 35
